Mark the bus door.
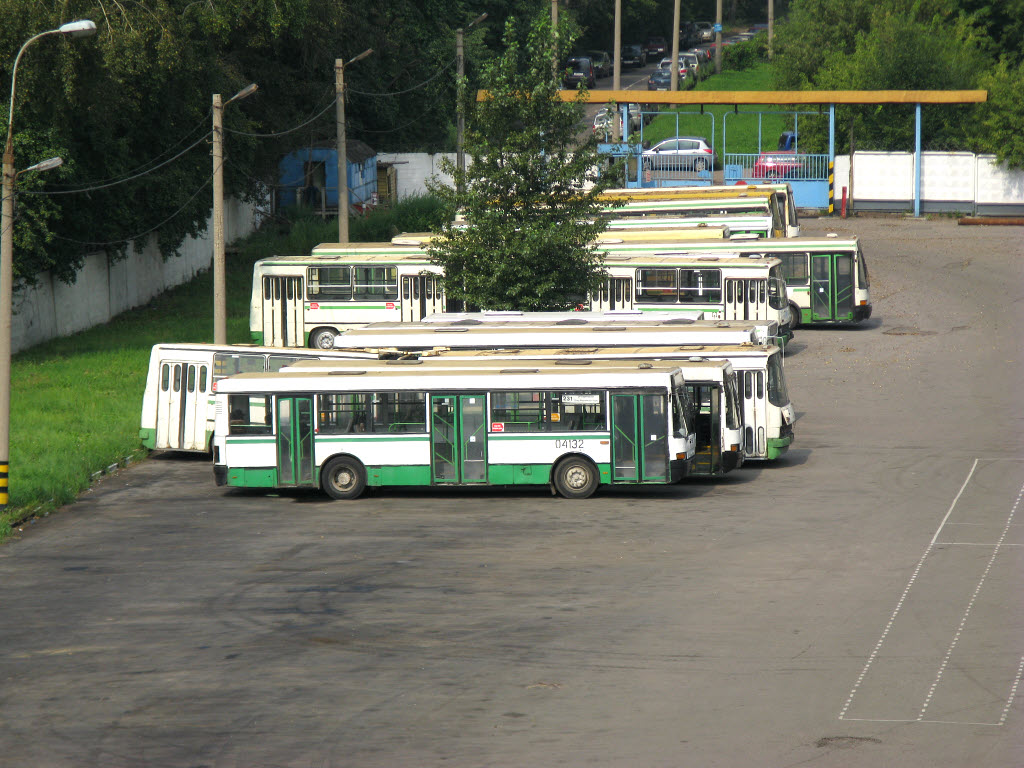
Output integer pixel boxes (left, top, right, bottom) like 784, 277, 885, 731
401, 274, 446, 322
686, 383, 721, 475
262, 275, 304, 347
275, 396, 315, 487
810, 253, 855, 321
593, 277, 633, 311
610, 392, 669, 483
725, 278, 768, 322
740, 369, 766, 459
156, 361, 209, 451
430, 394, 487, 484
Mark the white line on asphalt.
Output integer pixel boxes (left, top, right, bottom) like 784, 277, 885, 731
918, 477, 1024, 721
838, 460, 976, 721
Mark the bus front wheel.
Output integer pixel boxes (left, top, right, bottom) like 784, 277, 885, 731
309, 327, 337, 349
321, 456, 366, 500
553, 456, 599, 499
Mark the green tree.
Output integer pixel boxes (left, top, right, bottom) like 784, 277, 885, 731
426, 12, 620, 311
972, 58, 1024, 167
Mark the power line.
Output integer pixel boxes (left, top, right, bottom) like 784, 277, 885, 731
347, 59, 457, 98
43, 109, 213, 190
23, 132, 212, 197
49, 171, 214, 247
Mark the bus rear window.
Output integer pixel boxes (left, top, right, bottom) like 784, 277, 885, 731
227, 395, 272, 435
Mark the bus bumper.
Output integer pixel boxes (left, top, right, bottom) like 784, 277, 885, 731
854, 304, 872, 322
213, 464, 227, 486
721, 449, 743, 473
670, 457, 691, 483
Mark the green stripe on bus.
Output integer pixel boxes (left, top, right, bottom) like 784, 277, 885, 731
319, 435, 430, 443
308, 304, 391, 310
487, 432, 611, 440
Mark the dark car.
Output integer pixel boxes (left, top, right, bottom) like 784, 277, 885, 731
588, 50, 612, 78
644, 36, 668, 58
646, 68, 676, 91
562, 56, 596, 89
621, 43, 647, 68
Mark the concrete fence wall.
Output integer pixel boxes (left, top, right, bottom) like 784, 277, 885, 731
832, 152, 1024, 215
376, 152, 457, 201
13, 197, 261, 353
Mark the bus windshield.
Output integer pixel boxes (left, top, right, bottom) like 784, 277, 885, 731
767, 352, 789, 407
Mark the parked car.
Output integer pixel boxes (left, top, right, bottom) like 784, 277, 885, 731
644, 36, 668, 58
647, 67, 692, 91
621, 43, 647, 68
696, 21, 714, 42
642, 136, 716, 172
588, 50, 612, 78
656, 58, 695, 88
593, 104, 643, 140
680, 51, 703, 79
679, 21, 699, 49
563, 56, 596, 89
753, 132, 802, 178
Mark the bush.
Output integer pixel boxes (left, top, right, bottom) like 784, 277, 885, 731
722, 33, 768, 71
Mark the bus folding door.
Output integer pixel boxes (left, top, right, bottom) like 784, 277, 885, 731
155, 361, 209, 451
430, 394, 487, 484
725, 278, 768, 322
592, 277, 634, 311
275, 396, 315, 487
610, 392, 669, 484
687, 383, 722, 476
739, 369, 766, 459
401, 274, 446, 322
262, 275, 304, 347
810, 253, 855, 322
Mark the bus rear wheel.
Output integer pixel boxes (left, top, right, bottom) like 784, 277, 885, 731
309, 327, 337, 349
553, 457, 599, 499
321, 456, 366, 500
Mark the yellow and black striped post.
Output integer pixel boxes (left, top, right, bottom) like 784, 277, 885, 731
828, 161, 835, 215
0, 460, 7, 509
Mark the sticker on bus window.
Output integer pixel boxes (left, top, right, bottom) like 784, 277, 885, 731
491, 422, 504, 432
551, 413, 561, 421
562, 394, 601, 405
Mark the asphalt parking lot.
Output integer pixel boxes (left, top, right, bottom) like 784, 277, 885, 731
1, 215, 1022, 767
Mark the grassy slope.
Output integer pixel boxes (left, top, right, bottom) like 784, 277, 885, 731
1, 198, 445, 538
643, 63, 795, 155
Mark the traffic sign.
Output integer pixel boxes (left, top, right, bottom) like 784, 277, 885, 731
713, 23, 723, 33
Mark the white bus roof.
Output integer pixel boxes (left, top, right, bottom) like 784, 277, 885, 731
214, 361, 686, 394
333, 321, 769, 350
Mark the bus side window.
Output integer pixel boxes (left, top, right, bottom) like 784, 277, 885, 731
161, 364, 170, 391
228, 395, 272, 435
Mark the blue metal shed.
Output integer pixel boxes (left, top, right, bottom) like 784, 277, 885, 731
277, 140, 377, 210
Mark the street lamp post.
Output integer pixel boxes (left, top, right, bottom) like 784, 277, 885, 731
1, 19, 97, 513
456, 13, 487, 193
336, 49, 372, 244
212, 82, 257, 345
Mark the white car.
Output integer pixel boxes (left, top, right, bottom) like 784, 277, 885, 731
593, 104, 643, 139
641, 136, 716, 172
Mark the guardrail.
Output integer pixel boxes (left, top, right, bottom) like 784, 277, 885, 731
723, 153, 831, 182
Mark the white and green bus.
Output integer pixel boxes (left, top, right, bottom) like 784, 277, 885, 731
600, 183, 800, 237
139, 343, 376, 453
211, 360, 697, 499
416, 311, 781, 345
248, 234, 794, 348
601, 192, 786, 238
285, 354, 745, 478
593, 232, 869, 327
328, 325, 794, 461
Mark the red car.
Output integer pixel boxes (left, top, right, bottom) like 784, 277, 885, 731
753, 132, 803, 178
752, 152, 803, 178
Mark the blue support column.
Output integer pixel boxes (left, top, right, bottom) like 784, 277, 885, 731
914, 103, 922, 217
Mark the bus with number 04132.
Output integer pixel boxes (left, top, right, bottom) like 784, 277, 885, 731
284, 354, 745, 478
211, 359, 698, 500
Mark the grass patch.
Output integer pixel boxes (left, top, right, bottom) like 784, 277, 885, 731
0, 196, 445, 540
642, 63, 809, 156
